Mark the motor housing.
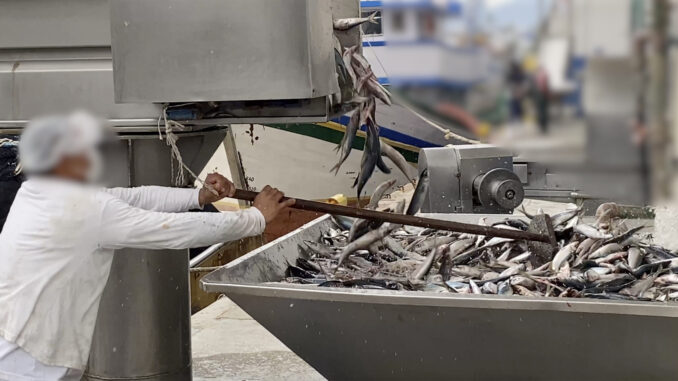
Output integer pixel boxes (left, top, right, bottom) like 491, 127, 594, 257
417, 145, 524, 214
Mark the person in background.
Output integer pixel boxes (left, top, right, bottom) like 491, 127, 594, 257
507, 59, 527, 122
533, 65, 551, 134
0, 137, 23, 232
0, 111, 295, 381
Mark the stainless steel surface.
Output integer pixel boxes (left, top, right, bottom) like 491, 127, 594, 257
85, 128, 226, 381
0, 1, 151, 130
110, 0, 338, 103
202, 214, 678, 381
418, 145, 521, 214
0, 58, 161, 127
0, 0, 111, 48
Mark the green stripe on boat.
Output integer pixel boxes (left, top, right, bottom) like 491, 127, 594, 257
266, 123, 420, 163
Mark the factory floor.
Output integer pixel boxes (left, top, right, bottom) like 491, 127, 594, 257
192, 296, 325, 381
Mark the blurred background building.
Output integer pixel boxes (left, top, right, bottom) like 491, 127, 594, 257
347, 0, 677, 208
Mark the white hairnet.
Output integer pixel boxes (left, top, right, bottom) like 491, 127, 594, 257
19, 111, 105, 174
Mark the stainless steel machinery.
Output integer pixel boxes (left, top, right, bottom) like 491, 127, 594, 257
201, 214, 675, 381
418, 145, 524, 214
0, 0, 359, 379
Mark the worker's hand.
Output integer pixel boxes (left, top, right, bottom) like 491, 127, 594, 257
199, 173, 236, 206
254, 185, 296, 223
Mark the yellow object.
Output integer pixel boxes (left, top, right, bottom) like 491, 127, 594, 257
522, 54, 539, 73
327, 194, 348, 206
476, 122, 491, 139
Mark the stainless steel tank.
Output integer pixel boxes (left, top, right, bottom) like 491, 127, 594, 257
86, 130, 225, 380
201, 214, 678, 381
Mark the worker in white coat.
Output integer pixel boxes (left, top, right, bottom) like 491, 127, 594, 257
0, 112, 295, 381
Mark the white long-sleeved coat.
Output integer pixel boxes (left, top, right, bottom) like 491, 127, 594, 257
0, 177, 265, 372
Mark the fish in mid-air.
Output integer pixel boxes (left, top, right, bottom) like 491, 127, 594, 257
333, 12, 380, 31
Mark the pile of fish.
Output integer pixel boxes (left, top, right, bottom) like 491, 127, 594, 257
331, 13, 417, 198
284, 181, 678, 302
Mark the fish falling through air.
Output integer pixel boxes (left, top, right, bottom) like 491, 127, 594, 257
330, 41, 414, 202
333, 12, 380, 31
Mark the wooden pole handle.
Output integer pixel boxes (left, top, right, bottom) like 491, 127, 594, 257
232, 189, 551, 243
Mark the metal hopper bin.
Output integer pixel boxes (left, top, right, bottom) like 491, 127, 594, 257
201, 214, 678, 380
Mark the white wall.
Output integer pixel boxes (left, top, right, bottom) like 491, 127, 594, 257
572, 0, 632, 58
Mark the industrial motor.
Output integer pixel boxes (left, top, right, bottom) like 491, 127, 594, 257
417, 145, 524, 214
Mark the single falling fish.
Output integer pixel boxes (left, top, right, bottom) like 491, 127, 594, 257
406, 169, 430, 215
366, 179, 397, 210
342, 46, 359, 85
331, 109, 361, 175
352, 121, 381, 200
333, 12, 380, 31
380, 140, 417, 184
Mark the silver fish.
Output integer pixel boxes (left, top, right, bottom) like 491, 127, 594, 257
342, 46, 359, 85
574, 224, 613, 240
356, 67, 374, 93
446, 281, 470, 293
499, 263, 525, 278
482, 282, 498, 294
481, 236, 514, 249
550, 206, 581, 227
366, 78, 393, 105
348, 218, 372, 242
348, 94, 371, 104
331, 109, 361, 175
366, 179, 397, 210
656, 274, 678, 285
352, 121, 381, 200
620, 274, 657, 297
509, 251, 531, 263
380, 140, 417, 184
551, 242, 579, 271
405, 168, 430, 215
383, 236, 425, 261
333, 11, 380, 31
447, 238, 475, 260
594, 251, 627, 265
576, 238, 596, 255
449, 265, 483, 279
497, 280, 513, 295
510, 276, 535, 289
588, 243, 623, 259
469, 279, 482, 295
411, 244, 448, 281
497, 247, 512, 261
336, 223, 399, 267
514, 285, 538, 297
413, 235, 458, 253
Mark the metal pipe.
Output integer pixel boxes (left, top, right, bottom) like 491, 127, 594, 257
189, 243, 226, 268
232, 189, 552, 243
